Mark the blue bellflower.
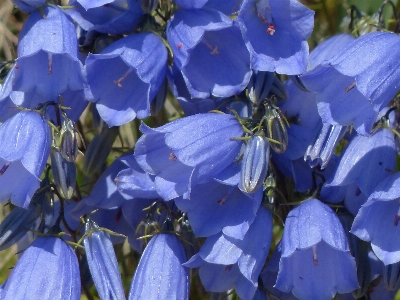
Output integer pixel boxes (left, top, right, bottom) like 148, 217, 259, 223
184, 206, 272, 300
167, 8, 251, 98
66, 0, 144, 35
14, 6, 86, 102
237, 0, 314, 74
1, 237, 81, 300
275, 199, 358, 300
0, 111, 50, 208
351, 172, 400, 265
300, 32, 400, 135
129, 233, 189, 300
135, 112, 244, 200
85, 33, 167, 126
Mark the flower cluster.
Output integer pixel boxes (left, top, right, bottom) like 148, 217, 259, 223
0, 0, 399, 299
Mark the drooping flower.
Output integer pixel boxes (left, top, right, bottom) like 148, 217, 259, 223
0, 110, 50, 208
135, 112, 244, 200
0, 237, 81, 300
325, 127, 396, 196
128, 233, 189, 300
66, 0, 144, 35
85, 33, 167, 126
184, 206, 272, 300
351, 172, 400, 265
300, 32, 400, 135
275, 199, 358, 300
237, 0, 314, 74
14, 6, 86, 102
167, 8, 251, 98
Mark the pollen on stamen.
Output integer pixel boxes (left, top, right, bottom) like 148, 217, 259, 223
312, 245, 318, 266
169, 152, 177, 161
113, 68, 133, 88
217, 194, 228, 205
266, 23, 275, 35
0, 162, 11, 175
345, 82, 356, 93
177, 43, 182, 49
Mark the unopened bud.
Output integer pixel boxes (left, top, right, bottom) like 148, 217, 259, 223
248, 71, 274, 104
51, 147, 76, 199
240, 135, 270, 193
384, 262, 400, 291
264, 104, 288, 153
59, 118, 79, 162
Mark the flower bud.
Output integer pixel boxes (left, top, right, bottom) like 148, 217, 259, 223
83, 126, 119, 176
59, 118, 79, 162
51, 147, 76, 199
384, 262, 400, 291
240, 135, 270, 193
264, 104, 288, 153
84, 219, 125, 300
248, 71, 274, 104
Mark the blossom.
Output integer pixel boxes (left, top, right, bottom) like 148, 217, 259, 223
167, 8, 251, 98
14, 6, 86, 102
135, 112, 244, 200
129, 233, 189, 300
85, 33, 167, 126
0, 111, 50, 208
300, 32, 400, 135
275, 199, 358, 300
0, 237, 81, 300
351, 172, 400, 265
237, 0, 314, 74
184, 206, 272, 300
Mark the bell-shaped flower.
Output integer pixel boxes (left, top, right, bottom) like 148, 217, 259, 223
300, 32, 400, 135
66, 0, 144, 34
0, 237, 81, 300
237, 0, 314, 74
275, 199, 358, 300
84, 219, 125, 300
167, 8, 251, 98
128, 233, 189, 300
85, 33, 167, 126
135, 112, 244, 200
184, 206, 272, 300
175, 179, 262, 238
0, 110, 50, 208
351, 172, 400, 265
13, 6, 86, 102
325, 128, 396, 196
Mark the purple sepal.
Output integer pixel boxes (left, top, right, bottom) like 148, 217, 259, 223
1, 237, 81, 300
128, 234, 189, 300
